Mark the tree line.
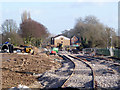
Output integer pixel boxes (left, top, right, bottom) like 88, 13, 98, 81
62, 16, 119, 49
1, 11, 49, 47
1, 13, 119, 48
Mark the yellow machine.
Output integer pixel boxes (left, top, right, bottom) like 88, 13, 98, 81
25, 47, 31, 53
24, 46, 34, 54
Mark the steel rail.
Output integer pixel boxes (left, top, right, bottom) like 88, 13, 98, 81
60, 54, 96, 89
68, 55, 96, 89
58, 54, 76, 88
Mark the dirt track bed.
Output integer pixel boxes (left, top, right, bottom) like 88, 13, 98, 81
1, 53, 61, 88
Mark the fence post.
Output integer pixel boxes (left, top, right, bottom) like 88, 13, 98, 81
109, 47, 114, 56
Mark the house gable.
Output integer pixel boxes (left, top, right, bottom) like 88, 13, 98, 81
71, 35, 79, 44
54, 35, 70, 40
51, 35, 70, 46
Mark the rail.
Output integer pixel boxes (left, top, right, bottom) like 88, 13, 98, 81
60, 54, 96, 89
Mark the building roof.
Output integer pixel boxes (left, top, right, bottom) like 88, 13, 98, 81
71, 35, 79, 40
53, 34, 70, 40
54, 34, 63, 38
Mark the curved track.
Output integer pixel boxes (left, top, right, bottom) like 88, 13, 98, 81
61, 54, 95, 89
37, 54, 75, 89
74, 55, 120, 89
38, 53, 119, 89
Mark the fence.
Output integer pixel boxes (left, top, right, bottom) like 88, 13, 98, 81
83, 48, 120, 59
96, 48, 110, 56
113, 49, 120, 58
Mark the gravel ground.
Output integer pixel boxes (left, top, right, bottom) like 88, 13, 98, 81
77, 55, 120, 89
37, 55, 75, 89
3, 50, 119, 89
38, 51, 119, 89
63, 55, 93, 89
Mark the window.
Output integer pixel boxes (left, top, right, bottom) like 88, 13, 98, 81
61, 38, 63, 40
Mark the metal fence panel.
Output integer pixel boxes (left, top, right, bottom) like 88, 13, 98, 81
113, 49, 120, 58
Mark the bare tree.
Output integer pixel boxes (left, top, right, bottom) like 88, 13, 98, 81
62, 15, 117, 48
20, 19, 49, 38
2, 19, 18, 34
1, 19, 23, 45
21, 11, 28, 23
20, 11, 49, 47
105, 27, 117, 48
2, 32, 24, 45
73, 16, 106, 47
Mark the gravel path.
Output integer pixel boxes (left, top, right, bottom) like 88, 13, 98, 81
37, 55, 75, 89
77, 55, 120, 89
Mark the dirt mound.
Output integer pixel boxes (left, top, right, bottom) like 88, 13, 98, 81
2, 53, 61, 88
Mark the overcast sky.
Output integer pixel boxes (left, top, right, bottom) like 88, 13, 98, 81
0, 0, 118, 35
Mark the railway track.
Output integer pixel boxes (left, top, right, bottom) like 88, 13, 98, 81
38, 52, 119, 89
37, 54, 75, 89
74, 55, 120, 88
37, 53, 96, 89
2, 51, 119, 89
61, 54, 96, 89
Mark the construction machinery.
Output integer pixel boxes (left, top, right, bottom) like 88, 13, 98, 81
24, 46, 34, 55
